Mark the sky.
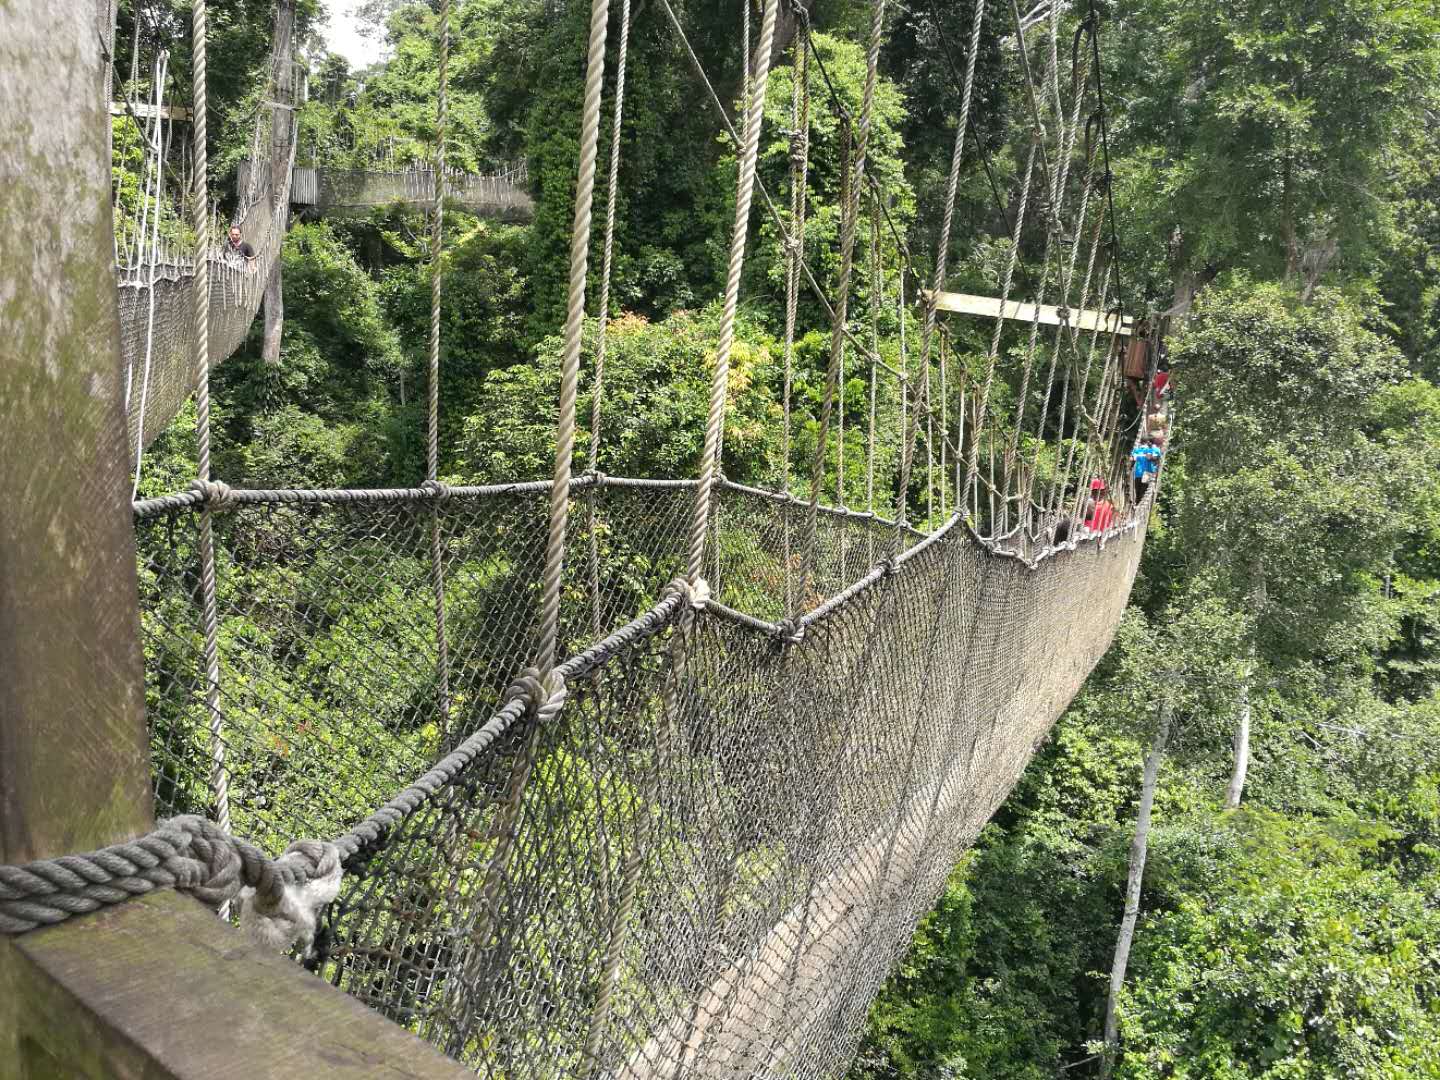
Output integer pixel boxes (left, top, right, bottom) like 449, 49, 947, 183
321, 0, 388, 69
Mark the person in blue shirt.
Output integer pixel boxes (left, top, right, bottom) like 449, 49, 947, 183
1131, 437, 1162, 501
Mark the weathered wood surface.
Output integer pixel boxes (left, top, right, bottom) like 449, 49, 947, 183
926, 289, 1135, 336
1, 892, 473, 1080
0, 0, 154, 865
0, 8, 472, 1077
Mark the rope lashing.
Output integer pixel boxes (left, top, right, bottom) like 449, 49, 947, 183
0, 816, 339, 956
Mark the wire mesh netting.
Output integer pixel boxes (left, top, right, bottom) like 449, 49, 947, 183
132, 476, 1147, 1078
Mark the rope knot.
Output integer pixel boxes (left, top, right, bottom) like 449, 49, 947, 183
502, 668, 546, 711
881, 557, 900, 578
241, 838, 342, 958
188, 478, 234, 508
778, 618, 805, 645
684, 577, 712, 612
421, 479, 452, 501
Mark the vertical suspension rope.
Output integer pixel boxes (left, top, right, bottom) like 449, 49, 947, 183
590, 0, 631, 462
897, 0, 984, 528
685, 0, 779, 585
802, 0, 885, 579
781, 35, 810, 616
588, 0, 631, 638
189, 0, 230, 854
538, 0, 614, 677
132, 51, 170, 499
427, 0, 453, 726
965, 139, 1038, 530
448, 2, 615, 1042
866, 196, 880, 526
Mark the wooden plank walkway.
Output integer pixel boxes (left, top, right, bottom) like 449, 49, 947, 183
928, 289, 1134, 336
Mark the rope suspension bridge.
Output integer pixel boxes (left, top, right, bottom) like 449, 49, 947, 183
1, 0, 1167, 1075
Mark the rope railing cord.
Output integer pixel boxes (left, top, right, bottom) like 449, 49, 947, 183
802, 0, 884, 584
685, 0, 778, 585
427, 0, 453, 728
965, 138, 1037, 530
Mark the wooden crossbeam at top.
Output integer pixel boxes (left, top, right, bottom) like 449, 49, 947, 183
110, 101, 193, 121
927, 290, 1135, 336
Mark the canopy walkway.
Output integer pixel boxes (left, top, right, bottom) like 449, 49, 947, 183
113, 2, 299, 459
1, 0, 1166, 1075
287, 161, 534, 219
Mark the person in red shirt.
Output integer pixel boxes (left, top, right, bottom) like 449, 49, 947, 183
1084, 478, 1114, 532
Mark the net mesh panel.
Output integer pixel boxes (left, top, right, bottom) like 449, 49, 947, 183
116, 22, 299, 456
134, 477, 1145, 1077
285, 162, 533, 219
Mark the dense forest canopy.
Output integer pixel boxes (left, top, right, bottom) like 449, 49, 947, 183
115, 0, 1440, 1074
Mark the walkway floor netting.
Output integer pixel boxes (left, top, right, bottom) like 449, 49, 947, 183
133, 476, 1145, 1078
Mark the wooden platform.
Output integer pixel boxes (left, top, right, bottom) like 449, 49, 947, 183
927, 290, 1134, 336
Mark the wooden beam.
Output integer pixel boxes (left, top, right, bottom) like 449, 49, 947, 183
2, 892, 473, 1079
0, 7, 472, 1076
110, 101, 194, 121
926, 290, 1134, 336
2, 0, 154, 868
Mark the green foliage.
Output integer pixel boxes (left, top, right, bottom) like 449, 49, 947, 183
455, 308, 781, 485
1116, 811, 1440, 1080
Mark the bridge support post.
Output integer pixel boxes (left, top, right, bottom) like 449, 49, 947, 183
0, 5, 471, 1076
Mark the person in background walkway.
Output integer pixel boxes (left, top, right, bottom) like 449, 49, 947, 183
225, 225, 256, 266
1085, 478, 1114, 533
1131, 437, 1162, 502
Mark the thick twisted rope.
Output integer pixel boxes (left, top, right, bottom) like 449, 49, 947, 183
685, 0, 779, 584
587, 0, 631, 638
538, 0, 613, 676
188, 0, 231, 854
589, 0, 631, 466
0, 816, 340, 947
781, 35, 810, 616
428, 0, 453, 727
802, 0, 884, 580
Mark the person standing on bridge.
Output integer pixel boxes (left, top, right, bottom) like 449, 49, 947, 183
225, 225, 256, 267
1084, 478, 1115, 533
1131, 437, 1162, 502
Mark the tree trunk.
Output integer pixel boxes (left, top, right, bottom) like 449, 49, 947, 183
262, 254, 284, 364
262, 0, 294, 366
1225, 572, 1265, 810
1223, 673, 1251, 810
1101, 700, 1172, 1079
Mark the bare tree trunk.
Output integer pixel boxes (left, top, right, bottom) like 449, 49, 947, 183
1225, 572, 1265, 810
1101, 699, 1172, 1079
262, 0, 294, 366
262, 254, 284, 364
1223, 672, 1251, 810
